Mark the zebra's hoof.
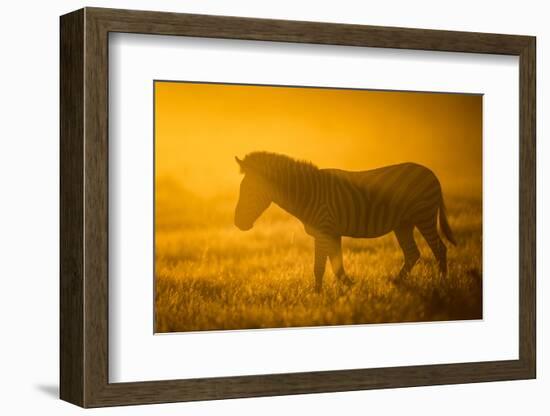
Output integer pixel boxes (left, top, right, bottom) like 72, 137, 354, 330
338, 275, 355, 287
344, 279, 355, 288
392, 272, 407, 283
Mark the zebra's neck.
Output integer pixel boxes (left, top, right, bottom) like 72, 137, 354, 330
269, 166, 324, 225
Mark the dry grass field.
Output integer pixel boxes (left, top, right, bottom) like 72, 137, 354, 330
154, 179, 482, 333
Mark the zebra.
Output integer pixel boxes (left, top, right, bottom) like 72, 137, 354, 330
234, 152, 456, 292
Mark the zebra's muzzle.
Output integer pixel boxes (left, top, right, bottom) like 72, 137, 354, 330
235, 220, 253, 231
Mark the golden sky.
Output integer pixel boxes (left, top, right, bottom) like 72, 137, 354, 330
155, 81, 482, 198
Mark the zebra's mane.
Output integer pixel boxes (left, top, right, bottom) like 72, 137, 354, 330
240, 152, 319, 182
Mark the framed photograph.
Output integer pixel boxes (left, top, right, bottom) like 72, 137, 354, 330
60, 7, 536, 407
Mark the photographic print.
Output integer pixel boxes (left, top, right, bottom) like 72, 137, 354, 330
154, 81, 482, 333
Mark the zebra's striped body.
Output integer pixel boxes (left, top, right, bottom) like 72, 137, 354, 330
235, 152, 455, 292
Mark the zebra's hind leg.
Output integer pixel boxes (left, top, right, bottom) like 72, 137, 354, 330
394, 224, 420, 280
327, 236, 355, 289
416, 214, 448, 277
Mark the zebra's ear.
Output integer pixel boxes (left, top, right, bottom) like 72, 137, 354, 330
235, 156, 245, 173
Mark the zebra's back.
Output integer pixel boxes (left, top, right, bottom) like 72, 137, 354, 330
323, 163, 442, 238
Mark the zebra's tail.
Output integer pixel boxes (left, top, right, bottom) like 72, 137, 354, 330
439, 195, 457, 246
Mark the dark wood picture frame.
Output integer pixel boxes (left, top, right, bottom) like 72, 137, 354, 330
60, 7, 536, 408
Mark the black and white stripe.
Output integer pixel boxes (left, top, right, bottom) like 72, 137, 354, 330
235, 152, 456, 292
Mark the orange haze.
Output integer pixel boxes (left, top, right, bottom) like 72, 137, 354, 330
155, 81, 482, 199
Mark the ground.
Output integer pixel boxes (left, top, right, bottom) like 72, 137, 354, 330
155, 182, 482, 332
154, 184, 482, 333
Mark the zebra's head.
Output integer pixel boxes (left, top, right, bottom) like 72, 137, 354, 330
234, 156, 272, 231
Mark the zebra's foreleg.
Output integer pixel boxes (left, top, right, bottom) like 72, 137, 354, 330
327, 236, 354, 288
394, 224, 420, 280
313, 237, 329, 292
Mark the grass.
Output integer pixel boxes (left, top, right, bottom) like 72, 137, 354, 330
155, 189, 482, 333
